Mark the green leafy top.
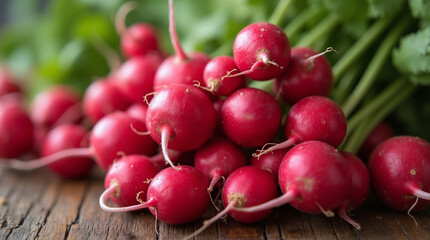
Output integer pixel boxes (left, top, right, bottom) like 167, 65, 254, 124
367, 0, 406, 18
392, 27, 430, 85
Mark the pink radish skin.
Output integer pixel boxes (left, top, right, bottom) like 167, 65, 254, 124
153, 0, 210, 90
358, 122, 394, 161
126, 103, 149, 123
336, 151, 370, 230
115, 2, 161, 59
184, 166, 278, 240
221, 87, 282, 148
254, 96, 346, 157
222, 166, 278, 223
0, 68, 21, 97
83, 78, 131, 124
194, 138, 247, 192
1, 112, 155, 171
0, 100, 34, 158
90, 112, 156, 170
235, 141, 350, 216
274, 47, 333, 105
154, 52, 210, 90
250, 148, 289, 180
100, 165, 211, 225
232, 22, 290, 80
114, 55, 162, 103
145, 84, 216, 168
42, 124, 94, 179
121, 23, 160, 59
203, 56, 246, 96
368, 136, 430, 212
31, 85, 82, 128
102, 155, 159, 207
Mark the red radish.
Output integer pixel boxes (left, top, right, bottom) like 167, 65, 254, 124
274, 47, 333, 105
0, 99, 34, 158
145, 84, 216, 168
42, 124, 94, 178
115, 1, 160, 58
184, 166, 278, 239
368, 136, 430, 212
231, 22, 290, 80
31, 85, 83, 128
126, 103, 148, 124
254, 96, 346, 157
203, 56, 246, 96
194, 138, 247, 192
336, 151, 370, 230
153, 0, 210, 89
114, 54, 162, 103
358, 121, 394, 161
0, 68, 21, 97
100, 165, 211, 225
100, 155, 159, 208
1, 112, 155, 171
221, 87, 282, 148
250, 148, 289, 180
235, 141, 350, 216
212, 98, 225, 137
83, 78, 131, 124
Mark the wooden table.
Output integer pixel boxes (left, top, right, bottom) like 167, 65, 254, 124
1, 168, 430, 240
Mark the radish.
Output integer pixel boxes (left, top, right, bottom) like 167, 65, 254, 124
126, 103, 148, 124
336, 151, 370, 230
254, 96, 346, 157
221, 87, 282, 148
100, 165, 211, 225
202, 56, 246, 96
0, 68, 21, 97
114, 54, 162, 103
1, 112, 155, 171
194, 138, 247, 192
31, 85, 83, 128
100, 155, 159, 208
145, 84, 216, 169
41, 124, 94, 178
274, 47, 333, 105
234, 141, 350, 216
358, 121, 394, 161
0, 99, 34, 158
115, 1, 161, 58
250, 148, 289, 180
83, 78, 131, 124
184, 166, 278, 239
230, 22, 290, 80
153, 0, 210, 89
368, 136, 430, 212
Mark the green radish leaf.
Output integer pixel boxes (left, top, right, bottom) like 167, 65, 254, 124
367, 0, 406, 18
392, 27, 430, 85
409, 0, 430, 20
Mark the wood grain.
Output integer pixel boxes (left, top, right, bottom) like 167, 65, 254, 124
1, 168, 429, 240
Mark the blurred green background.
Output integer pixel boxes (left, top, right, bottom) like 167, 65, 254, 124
0, 0, 279, 98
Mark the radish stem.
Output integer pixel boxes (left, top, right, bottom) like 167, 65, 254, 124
342, 16, 412, 117
269, 0, 295, 27
333, 14, 395, 82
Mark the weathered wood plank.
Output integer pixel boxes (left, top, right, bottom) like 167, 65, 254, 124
37, 178, 88, 239
67, 178, 110, 240
391, 208, 430, 239
352, 202, 409, 240
7, 174, 60, 240
217, 217, 265, 240
2, 168, 430, 240
278, 205, 317, 239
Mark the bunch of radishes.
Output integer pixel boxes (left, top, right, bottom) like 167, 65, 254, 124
1, 0, 430, 237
